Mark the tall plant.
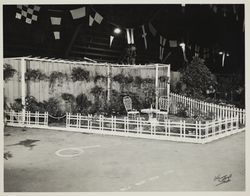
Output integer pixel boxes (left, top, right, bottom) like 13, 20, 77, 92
180, 57, 217, 99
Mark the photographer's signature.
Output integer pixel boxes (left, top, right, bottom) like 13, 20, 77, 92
214, 174, 232, 186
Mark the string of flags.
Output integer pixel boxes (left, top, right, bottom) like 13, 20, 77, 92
70, 7, 86, 19
14, 4, 242, 64
16, 5, 40, 24
89, 12, 103, 26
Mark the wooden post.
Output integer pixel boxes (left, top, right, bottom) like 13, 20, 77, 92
199, 121, 202, 139
167, 65, 170, 102
195, 121, 198, 139
230, 117, 233, 131
236, 115, 239, 129
21, 58, 26, 124
183, 120, 186, 138
77, 113, 79, 128
114, 116, 116, 132
155, 64, 159, 110
107, 64, 111, 102
205, 121, 209, 138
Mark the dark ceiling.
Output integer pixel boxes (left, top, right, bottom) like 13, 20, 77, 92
3, 4, 245, 74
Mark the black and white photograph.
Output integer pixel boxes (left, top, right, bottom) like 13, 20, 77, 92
1, 1, 248, 193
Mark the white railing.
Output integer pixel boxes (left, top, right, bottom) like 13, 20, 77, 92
4, 110, 243, 144
5, 110, 48, 127
170, 93, 246, 124
66, 113, 241, 144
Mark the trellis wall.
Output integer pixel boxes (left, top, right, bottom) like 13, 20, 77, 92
170, 93, 246, 124
4, 58, 170, 108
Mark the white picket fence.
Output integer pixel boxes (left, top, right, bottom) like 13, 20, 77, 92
5, 110, 48, 127
4, 110, 243, 144
170, 93, 246, 124
66, 113, 241, 144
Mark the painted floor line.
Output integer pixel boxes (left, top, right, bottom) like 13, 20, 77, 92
135, 180, 146, 186
81, 145, 101, 149
149, 176, 159, 181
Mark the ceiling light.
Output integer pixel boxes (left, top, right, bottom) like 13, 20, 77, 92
114, 28, 121, 34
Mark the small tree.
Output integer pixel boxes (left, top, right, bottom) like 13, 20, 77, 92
180, 57, 217, 99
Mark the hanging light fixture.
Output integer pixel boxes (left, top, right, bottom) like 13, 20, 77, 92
114, 27, 121, 34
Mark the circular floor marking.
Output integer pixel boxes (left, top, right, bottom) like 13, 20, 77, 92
55, 147, 84, 158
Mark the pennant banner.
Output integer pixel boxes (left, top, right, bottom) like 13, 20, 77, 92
141, 25, 147, 49
180, 43, 187, 62
94, 12, 103, 24
169, 40, 177, 48
50, 17, 61, 25
126, 28, 134, 44
16, 5, 40, 24
148, 22, 157, 36
110, 35, 114, 47
70, 7, 86, 19
89, 12, 103, 26
53, 31, 60, 40
89, 15, 94, 26
159, 35, 166, 60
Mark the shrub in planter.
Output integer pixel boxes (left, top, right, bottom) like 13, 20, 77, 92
11, 98, 23, 112
176, 102, 189, 118
4, 64, 16, 81
25, 69, 48, 81
11, 96, 46, 113
61, 93, 75, 102
49, 71, 68, 88
159, 76, 170, 83
94, 74, 106, 83
134, 76, 143, 86
71, 67, 89, 82
113, 74, 134, 84
43, 97, 64, 116
73, 93, 92, 115
61, 93, 76, 113
90, 86, 104, 97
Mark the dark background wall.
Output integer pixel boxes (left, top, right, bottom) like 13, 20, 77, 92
3, 4, 245, 74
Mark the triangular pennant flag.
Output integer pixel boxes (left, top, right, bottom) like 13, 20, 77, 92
110, 35, 114, 47
50, 17, 61, 25
53, 31, 60, 40
141, 25, 147, 49
70, 7, 86, 19
94, 12, 103, 24
169, 40, 177, 48
159, 35, 166, 60
148, 22, 157, 36
89, 15, 94, 26
180, 43, 187, 62
15, 5, 40, 24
